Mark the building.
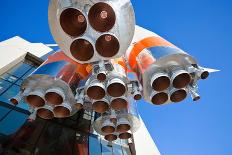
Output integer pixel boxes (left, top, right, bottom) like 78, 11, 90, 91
0, 36, 160, 155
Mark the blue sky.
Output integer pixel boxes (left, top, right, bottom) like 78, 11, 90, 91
0, 0, 231, 154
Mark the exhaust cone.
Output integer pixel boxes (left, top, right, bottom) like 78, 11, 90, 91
107, 78, 126, 97
88, 2, 116, 32
37, 108, 54, 120
96, 34, 120, 57
87, 82, 105, 100
151, 73, 170, 91
97, 71, 107, 81
119, 132, 132, 140
60, 8, 87, 37
150, 91, 168, 105
53, 103, 71, 118
172, 70, 191, 88
45, 88, 64, 105
200, 71, 209, 79
101, 119, 115, 134
110, 97, 128, 110
104, 134, 117, 142
170, 89, 187, 103
116, 118, 131, 133
92, 100, 109, 113
26, 91, 45, 107
70, 39, 94, 61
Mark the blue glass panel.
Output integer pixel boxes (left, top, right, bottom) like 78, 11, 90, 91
0, 79, 12, 94
16, 79, 23, 86
112, 139, 123, 155
1, 85, 20, 104
0, 105, 11, 120
40, 50, 56, 60
17, 101, 29, 110
89, 134, 101, 155
0, 74, 18, 83
22, 67, 36, 79
101, 139, 113, 155
8, 63, 32, 78
0, 110, 28, 135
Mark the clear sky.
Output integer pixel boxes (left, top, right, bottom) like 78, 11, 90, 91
0, 0, 231, 155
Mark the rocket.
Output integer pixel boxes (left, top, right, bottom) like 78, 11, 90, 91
10, 0, 218, 142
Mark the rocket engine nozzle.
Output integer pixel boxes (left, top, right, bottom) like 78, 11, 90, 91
92, 97, 110, 113
170, 67, 191, 89
119, 131, 132, 140
104, 134, 117, 142
116, 118, 131, 133
110, 96, 128, 110
170, 88, 187, 103
101, 119, 116, 134
151, 71, 171, 91
88, 2, 116, 32
53, 102, 72, 118
60, 8, 87, 37
26, 90, 45, 108
45, 87, 65, 105
87, 80, 106, 100
37, 105, 54, 120
107, 78, 126, 97
150, 91, 169, 105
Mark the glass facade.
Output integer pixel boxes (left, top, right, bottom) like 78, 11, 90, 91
0, 52, 133, 155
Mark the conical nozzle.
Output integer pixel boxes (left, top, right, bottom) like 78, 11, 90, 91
70, 39, 94, 61
150, 91, 169, 105
88, 2, 116, 32
119, 131, 132, 140
170, 88, 187, 103
104, 134, 117, 142
116, 118, 131, 133
60, 8, 87, 37
151, 72, 171, 91
92, 97, 109, 113
53, 102, 72, 118
10, 92, 22, 105
97, 70, 107, 81
37, 105, 54, 120
171, 68, 191, 89
87, 80, 106, 100
101, 119, 116, 134
45, 87, 65, 105
110, 96, 128, 110
26, 90, 45, 108
107, 78, 126, 97
96, 34, 120, 57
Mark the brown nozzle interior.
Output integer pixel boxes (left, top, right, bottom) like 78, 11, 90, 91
60, 8, 87, 37
45, 92, 63, 105
26, 95, 45, 108
105, 134, 117, 141
70, 39, 94, 61
111, 98, 128, 110
107, 82, 126, 97
151, 92, 169, 105
53, 106, 71, 118
97, 72, 107, 81
173, 72, 191, 88
152, 76, 171, 91
88, 2, 116, 32
10, 98, 19, 105
37, 108, 54, 120
101, 126, 115, 134
170, 89, 187, 103
96, 34, 120, 57
117, 124, 131, 133
119, 132, 132, 140
87, 85, 105, 100
92, 100, 109, 113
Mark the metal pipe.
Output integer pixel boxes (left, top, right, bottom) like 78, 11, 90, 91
45, 87, 65, 105
187, 85, 200, 101
150, 91, 169, 105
